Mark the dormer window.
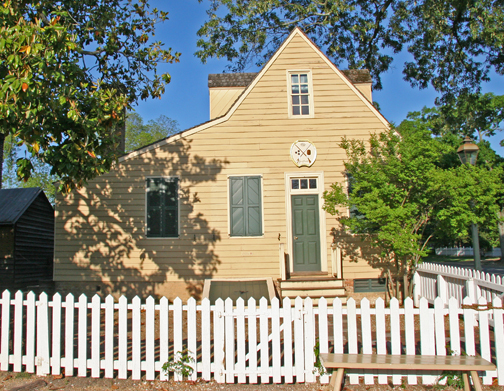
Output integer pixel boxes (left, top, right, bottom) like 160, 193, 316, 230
288, 71, 313, 118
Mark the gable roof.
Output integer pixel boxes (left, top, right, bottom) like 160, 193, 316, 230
121, 27, 389, 163
208, 70, 372, 88
0, 188, 48, 225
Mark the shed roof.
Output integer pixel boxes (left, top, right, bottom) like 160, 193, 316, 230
0, 188, 46, 225
208, 69, 371, 88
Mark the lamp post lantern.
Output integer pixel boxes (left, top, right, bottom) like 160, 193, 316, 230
457, 136, 482, 271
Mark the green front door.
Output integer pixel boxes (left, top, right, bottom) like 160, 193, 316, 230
292, 195, 321, 272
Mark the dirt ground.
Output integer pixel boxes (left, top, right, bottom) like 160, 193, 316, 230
1, 372, 504, 391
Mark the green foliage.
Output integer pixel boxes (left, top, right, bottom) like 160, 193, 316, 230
2, 134, 58, 204
196, 0, 504, 99
162, 349, 194, 379
323, 126, 503, 295
125, 112, 179, 153
312, 339, 328, 376
0, 0, 180, 193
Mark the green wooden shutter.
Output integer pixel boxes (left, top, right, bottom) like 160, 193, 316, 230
230, 176, 262, 236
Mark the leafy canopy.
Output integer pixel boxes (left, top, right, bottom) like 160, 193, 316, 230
125, 112, 180, 153
196, 0, 504, 99
0, 0, 180, 193
323, 126, 503, 277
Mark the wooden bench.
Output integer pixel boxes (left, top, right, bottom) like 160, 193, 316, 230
320, 353, 496, 391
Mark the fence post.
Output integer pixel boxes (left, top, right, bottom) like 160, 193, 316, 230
413, 272, 421, 307
466, 278, 478, 304
437, 274, 447, 306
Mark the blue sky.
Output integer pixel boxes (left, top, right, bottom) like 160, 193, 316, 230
133, 1, 504, 155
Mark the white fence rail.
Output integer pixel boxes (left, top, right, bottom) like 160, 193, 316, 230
414, 263, 504, 309
435, 247, 502, 257
0, 290, 503, 386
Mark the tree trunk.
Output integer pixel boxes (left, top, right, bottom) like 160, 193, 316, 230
0, 133, 4, 189
498, 207, 504, 262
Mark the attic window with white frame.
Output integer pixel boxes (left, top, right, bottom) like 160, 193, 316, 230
288, 71, 313, 117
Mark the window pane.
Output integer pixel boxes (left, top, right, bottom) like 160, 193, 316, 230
292, 106, 300, 115
164, 181, 178, 206
309, 179, 317, 189
147, 208, 161, 236
291, 179, 299, 189
301, 84, 309, 94
164, 209, 178, 236
291, 74, 299, 83
300, 74, 308, 83
301, 105, 310, 115
292, 95, 300, 105
291, 85, 299, 94
301, 95, 309, 104
300, 179, 308, 189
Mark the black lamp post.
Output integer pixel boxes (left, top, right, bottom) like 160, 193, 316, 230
457, 136, 482, 271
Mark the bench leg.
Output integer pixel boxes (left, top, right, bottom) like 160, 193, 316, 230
462, 372, 470, 391
469, 371, 483, 391
329, 368, 345, 391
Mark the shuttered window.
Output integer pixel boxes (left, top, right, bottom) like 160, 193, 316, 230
146, 177, 178, 238
229, 176, 262, 236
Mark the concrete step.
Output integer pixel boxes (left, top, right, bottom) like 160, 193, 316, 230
283, 296, 348, 306
281, 288, 346, 297
279, 279, 344, 290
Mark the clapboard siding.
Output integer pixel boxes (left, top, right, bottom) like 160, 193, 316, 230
54, 29, 387, 298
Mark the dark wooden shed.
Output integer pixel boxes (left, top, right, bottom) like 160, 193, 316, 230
0, 188, 54, 292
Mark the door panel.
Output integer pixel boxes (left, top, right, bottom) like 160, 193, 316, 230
292, 195, 321, 272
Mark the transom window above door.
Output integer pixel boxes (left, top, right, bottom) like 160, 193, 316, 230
291, 178, 317, 190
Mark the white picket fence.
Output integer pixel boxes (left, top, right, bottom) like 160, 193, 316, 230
435, 247, 502, 257
414, 263, 504, 308
0, 290, 503, 386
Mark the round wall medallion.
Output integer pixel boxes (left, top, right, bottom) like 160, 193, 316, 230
290, 140, 317, 167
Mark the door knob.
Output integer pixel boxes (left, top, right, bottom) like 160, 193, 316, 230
294, 236, 298, 240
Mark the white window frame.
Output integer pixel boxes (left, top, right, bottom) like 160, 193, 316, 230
145, 176, 180, 239
287, 70, 314, 118
227, 174, 265, 238
284, 172, 327, 272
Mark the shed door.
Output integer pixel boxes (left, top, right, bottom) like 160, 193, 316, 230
291, 194, 321, 272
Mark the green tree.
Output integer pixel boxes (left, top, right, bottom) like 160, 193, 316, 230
0, 0, 180, 193
196, 1, 503, 101
323, 126, 503, 299
125, 112, 180, 153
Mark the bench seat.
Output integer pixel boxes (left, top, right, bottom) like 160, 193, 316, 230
320, 353, 496, 391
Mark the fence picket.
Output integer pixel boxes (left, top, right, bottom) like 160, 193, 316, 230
201, 298, 211, 381
0, 290, 10, 371
492, 297, 504, 385
78, 294, 87, 377
173, 297, 183, 382
159, 297, 169, 381
118, 295, 128, 379
225, 298, 234, 384
13, 291, 23, 372
131, 296, 141, 380
187, 297, 197, 381
236, 298, 246, 384
213, 299, 225, 383
91, 295, 101, 378
318, 297, 329, 384
25, 291, 36, 373
259, 297, 269, 383
304, 298, 315, 383
247, 298, 257, 384
463, 296, 476, 356
271, 297, 281, 383
145, 296, 155, 381
448, 297, 461, 356
104, 295, 114, 379
375, 298, 387, 385
477, 297, 492, 385
36, 292, 50, 376
419, 297, 436, 384
360, 298, 373, 385
64, 293, 75, 377
294, 297, 304, 382
51, 293, 62, 376
404, 298, 416, 385
333, 298, 343, 355
282, 297, 293, 384
390, 298, 401, 385
347, 298, 358, 384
